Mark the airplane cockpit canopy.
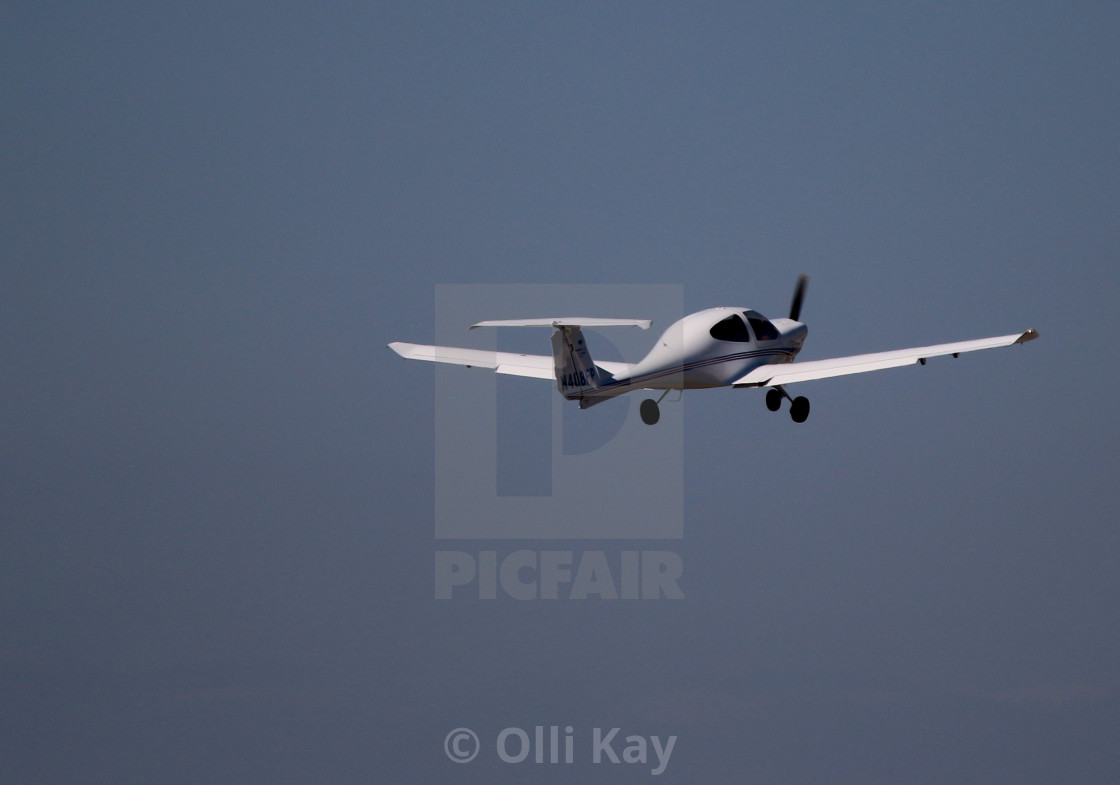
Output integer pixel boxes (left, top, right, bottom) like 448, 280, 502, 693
744, 310, 780, 341
708, 310, 780, 343
708, 312, 752, 342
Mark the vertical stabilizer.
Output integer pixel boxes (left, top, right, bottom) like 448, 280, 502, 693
551, 326, 611, 399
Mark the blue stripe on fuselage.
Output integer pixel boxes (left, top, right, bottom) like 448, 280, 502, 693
562, 348, 795, 399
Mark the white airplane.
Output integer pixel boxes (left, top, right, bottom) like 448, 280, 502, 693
388, 277, 1038, 425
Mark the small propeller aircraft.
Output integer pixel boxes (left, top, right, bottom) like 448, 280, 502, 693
388, 277, 1038, 425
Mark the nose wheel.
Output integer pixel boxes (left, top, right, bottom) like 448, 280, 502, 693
766, 386, 810, 423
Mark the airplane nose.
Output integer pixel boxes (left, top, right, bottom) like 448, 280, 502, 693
786, 322, 808, 349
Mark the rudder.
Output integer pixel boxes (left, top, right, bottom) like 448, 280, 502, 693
551, 326, 612, 399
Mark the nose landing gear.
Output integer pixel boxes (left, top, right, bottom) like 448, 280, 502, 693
766, 386, 810, 423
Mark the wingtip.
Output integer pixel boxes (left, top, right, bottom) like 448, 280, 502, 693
1014, 329, 1040, 344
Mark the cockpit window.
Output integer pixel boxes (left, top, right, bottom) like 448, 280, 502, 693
747, 314, 779, 341
709, 313, 752, 342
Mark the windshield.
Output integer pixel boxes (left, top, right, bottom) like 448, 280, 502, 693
744, 311, 779, 341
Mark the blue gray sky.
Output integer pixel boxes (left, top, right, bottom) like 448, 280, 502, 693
2, 3, 1118, 783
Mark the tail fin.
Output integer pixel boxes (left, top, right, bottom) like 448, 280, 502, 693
551, 326, 613, 399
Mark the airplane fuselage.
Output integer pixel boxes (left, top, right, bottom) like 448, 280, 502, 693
593, 307, 808, 397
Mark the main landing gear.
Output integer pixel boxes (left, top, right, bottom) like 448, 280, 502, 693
640, 390, 673, 425
766, 386, 810, 423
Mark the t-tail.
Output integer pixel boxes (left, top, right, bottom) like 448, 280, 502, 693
467, 317, 650, 405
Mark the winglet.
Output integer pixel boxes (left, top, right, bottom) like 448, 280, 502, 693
1014, 329, 1039, 344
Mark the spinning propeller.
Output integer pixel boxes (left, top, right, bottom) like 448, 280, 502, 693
789, 274, 809, 322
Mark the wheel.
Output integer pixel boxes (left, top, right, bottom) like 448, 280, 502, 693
640, 398, 660, 425
789, 396, 810, 423
766, 388, 783, 412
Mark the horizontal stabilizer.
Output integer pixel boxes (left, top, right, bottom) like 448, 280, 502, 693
470, 317, 651, 330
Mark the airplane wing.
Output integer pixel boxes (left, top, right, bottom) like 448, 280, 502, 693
387, 342, 630, 380
732, 329, 1038, 388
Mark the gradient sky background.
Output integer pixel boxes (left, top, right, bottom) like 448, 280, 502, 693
2, 3, 1118, 783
